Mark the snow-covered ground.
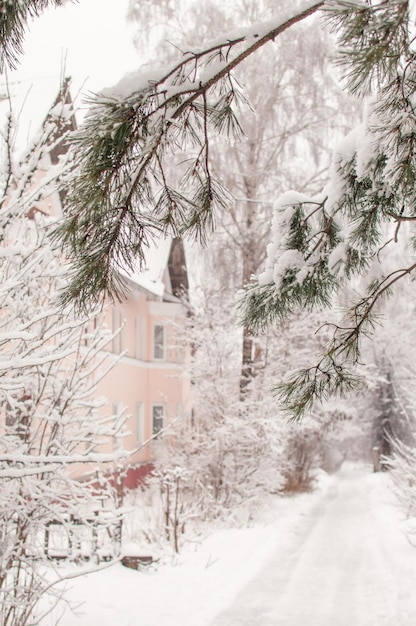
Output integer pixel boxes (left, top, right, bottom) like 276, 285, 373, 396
42, 464, 416, 625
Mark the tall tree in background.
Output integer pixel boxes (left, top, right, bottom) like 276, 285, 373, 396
201, 9, 357, 394
359, 251, 416, 463
129, 0, 359, 498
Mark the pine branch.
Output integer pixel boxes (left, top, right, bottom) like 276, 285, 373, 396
274, 258, 416, 419
0, 0, 73, 71
275, 355, 360, 421
324, 0, 409, 95
55, 1, 325, 309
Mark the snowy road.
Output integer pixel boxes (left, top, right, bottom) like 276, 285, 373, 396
45, 465, 416, 626
209, 466, 413, 626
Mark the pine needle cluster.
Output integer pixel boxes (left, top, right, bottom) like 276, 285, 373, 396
55, 60, 244, 307
0, 0, 71, 70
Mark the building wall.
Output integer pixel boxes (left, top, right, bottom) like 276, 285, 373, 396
95, 287, 190, 482
7, 93, 191, 490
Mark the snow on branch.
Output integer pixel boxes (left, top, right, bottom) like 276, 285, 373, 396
55, 1, 325, 309
0, 449, 130, 478
0, 88, 130, 624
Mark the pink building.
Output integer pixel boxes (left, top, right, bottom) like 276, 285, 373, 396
32, 81, 192, 489
98, 236, 191, 487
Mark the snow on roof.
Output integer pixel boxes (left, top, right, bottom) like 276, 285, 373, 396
121, 235, 172, 297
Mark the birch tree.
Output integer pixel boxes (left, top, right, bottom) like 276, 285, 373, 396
129, 0, 360, 398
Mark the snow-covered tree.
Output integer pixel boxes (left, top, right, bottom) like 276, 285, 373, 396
374, 286, 416, 502
133, 288, 288, 553
0, 89, 128, 626
353, 256, 416, 465
127, 0, 360, 415
3, 1, 416, 419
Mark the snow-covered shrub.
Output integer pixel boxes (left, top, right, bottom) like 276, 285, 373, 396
123, 409, 287, 554
139, 290, 357, 549
278, 418, 322, 492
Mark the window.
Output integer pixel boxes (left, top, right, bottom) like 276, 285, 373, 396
152, 404, 164, 436
153, 324, 165, 360
136, 402, 144, 446
5, 394, 31, 441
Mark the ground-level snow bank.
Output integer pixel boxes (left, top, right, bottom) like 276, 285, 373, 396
41, 464, 416, 626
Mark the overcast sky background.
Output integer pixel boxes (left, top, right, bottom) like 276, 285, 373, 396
3, 0, 140, 148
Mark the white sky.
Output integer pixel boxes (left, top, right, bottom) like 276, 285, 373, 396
2, 0, 140, 147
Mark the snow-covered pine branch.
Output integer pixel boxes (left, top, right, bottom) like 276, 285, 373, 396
240, 0, 416, 417
53, 1, 324, 309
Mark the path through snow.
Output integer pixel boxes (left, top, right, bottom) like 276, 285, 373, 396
43, 464, 416, 626
210, 465, 414, 625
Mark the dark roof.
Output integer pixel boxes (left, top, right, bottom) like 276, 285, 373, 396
46, 77, 77, 166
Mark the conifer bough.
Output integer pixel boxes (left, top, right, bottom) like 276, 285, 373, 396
53, 1, 324, 310
0, 0, 73, 70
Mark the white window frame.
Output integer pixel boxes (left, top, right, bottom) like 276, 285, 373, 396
152, 404, 165, 436
136, 402, 145, 446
